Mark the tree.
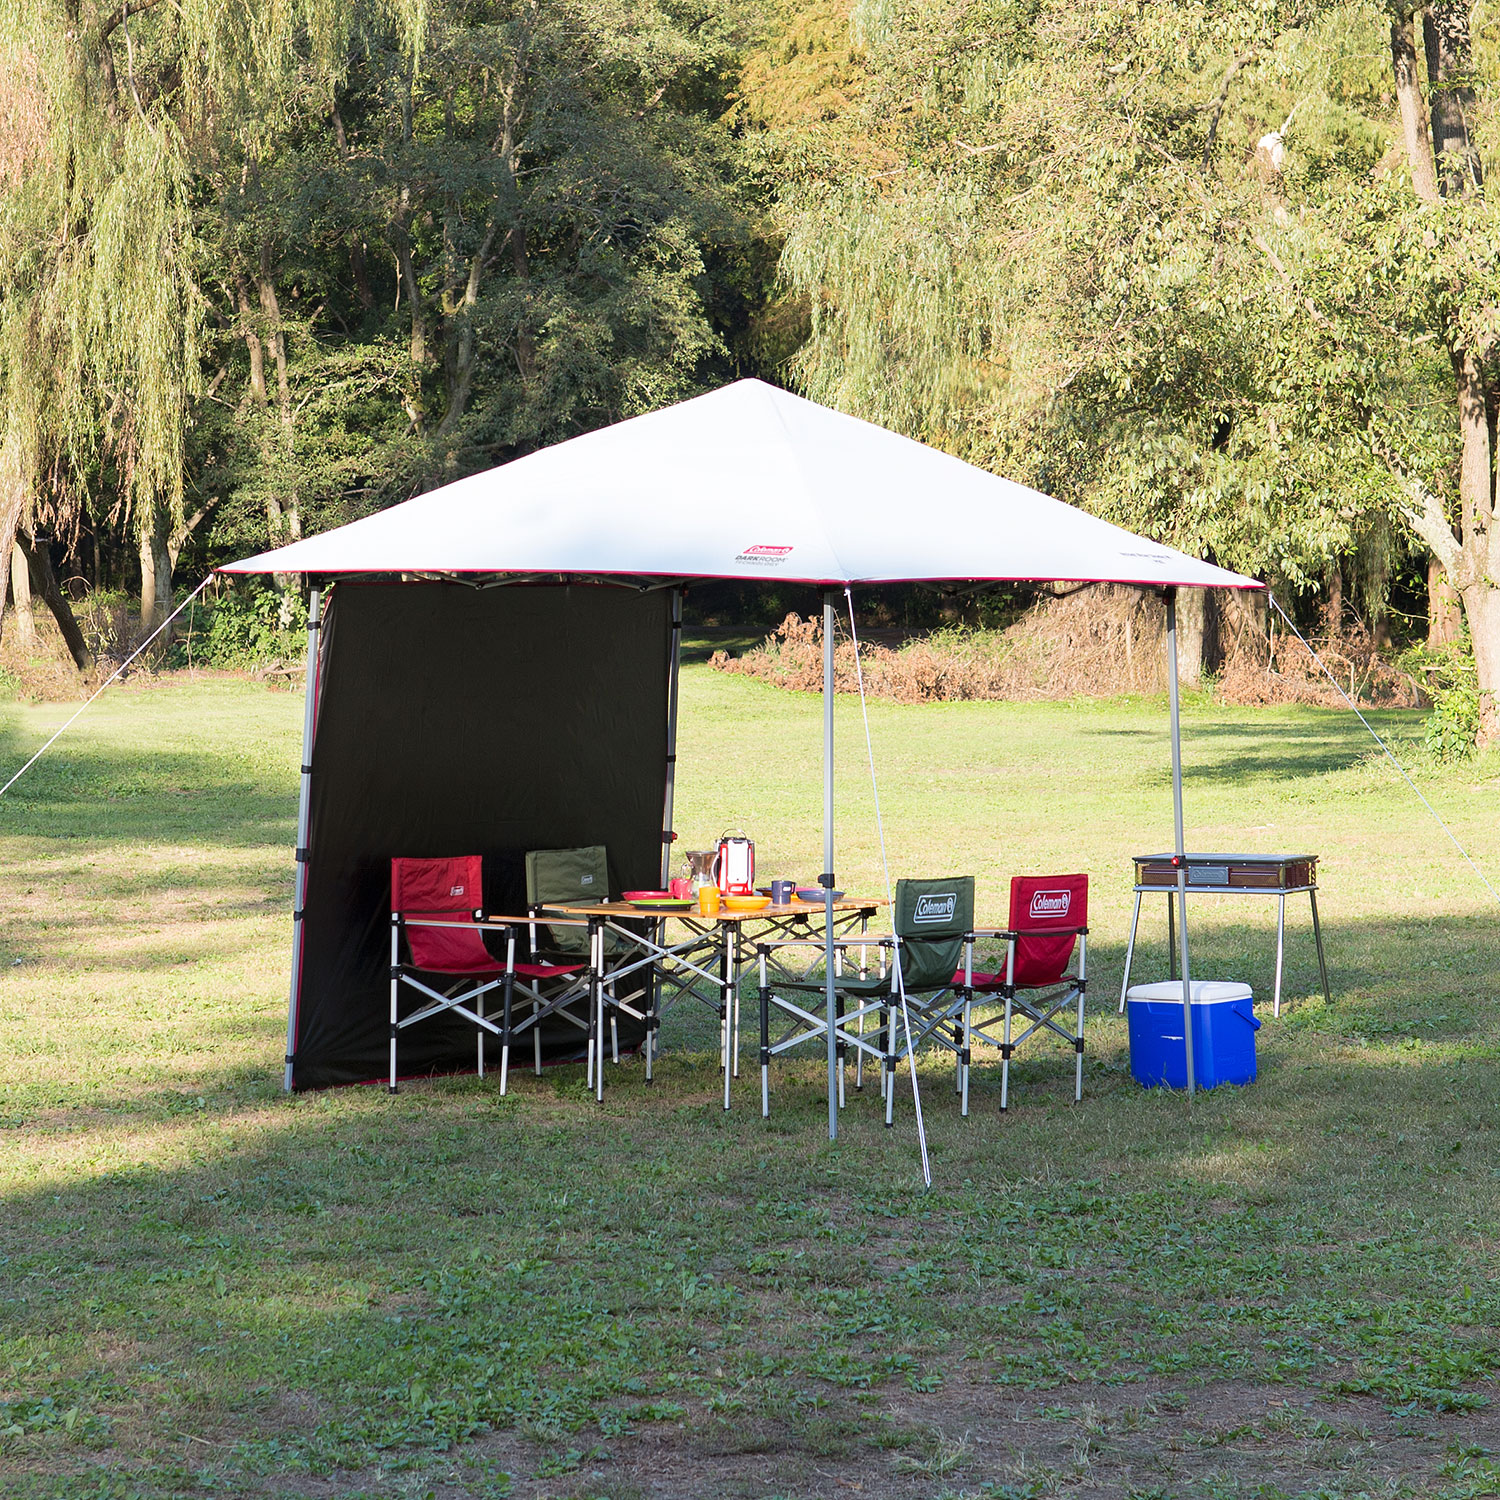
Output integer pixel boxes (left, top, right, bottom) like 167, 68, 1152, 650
765, 0, 1460, 671
1364, 1, 1500, 739
0, 0, 423, 652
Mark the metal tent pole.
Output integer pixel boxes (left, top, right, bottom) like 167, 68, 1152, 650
1164, 588, 1195, 1098
283, 584, 322, 1093
660, 588, 683, 887
823, 591, 838, 1141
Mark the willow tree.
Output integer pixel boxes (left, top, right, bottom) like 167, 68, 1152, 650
0, 0, 423, 651
767, 0, 1459, 675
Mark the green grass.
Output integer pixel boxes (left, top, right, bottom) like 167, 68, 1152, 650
2, 669, 1499, 1499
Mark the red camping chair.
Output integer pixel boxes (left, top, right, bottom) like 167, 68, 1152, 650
967, 874, 1089, 1109
388, 856, 587, 1094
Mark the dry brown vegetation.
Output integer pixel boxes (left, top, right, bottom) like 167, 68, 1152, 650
712, 589, 1426, 709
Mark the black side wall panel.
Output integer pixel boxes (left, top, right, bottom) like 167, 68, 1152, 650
291, 582, 670, 1089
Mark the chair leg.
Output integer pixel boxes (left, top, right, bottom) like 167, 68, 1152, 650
500, 968, 514, 1096
477, 991, 486, 1080
854, 940, 868, 1090
1000, 991, 1013, 1112
533, 1008, 543, 1075
610, 1013, 619, 1065
836, 991, 846, 1110
961, 995, 972, 1118
1075, 987, 1085, 1103
388, 930, 399, 1095
884, 1002, 896, 1129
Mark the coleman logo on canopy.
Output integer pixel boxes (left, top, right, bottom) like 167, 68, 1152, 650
735, 544, 793, 568
914, 893, 956, 923
1030, 889, 1071, 919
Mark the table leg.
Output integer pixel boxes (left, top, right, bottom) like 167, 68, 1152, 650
645, 918, 659, 1083
1273, 893, 1286, 1018
594, 921, 605, 1103
721, 924, 733, 1112
1119, 890, 1143, 1012
731, 927, 742, 1080
1310, 887, 1331, 1005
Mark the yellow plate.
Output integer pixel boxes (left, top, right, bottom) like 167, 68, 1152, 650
723, 894, 771, 911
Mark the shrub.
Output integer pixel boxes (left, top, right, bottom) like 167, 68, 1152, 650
181, 584, 307, 669
1409, 641, 1481, 762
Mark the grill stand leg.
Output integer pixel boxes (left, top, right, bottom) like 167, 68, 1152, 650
1273, 893, 1286, 1018
1119, 890, 1143, 1013
1310, 887, 1331, 1006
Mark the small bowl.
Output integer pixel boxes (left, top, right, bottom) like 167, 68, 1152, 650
797, 887, 844, 903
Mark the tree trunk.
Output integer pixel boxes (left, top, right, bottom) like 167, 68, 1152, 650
1220, 587, 1270, 668
1427, 555, 1462, 646
1424, 1, 1481, 195
9, 543, 35, 647
258, 247, 300, 544
138, 520, 175, 641
1325, 559, 1343, 631
1391, 15, 1440, 204
1175, 588, 1206, 688
1463, 584, 1500, 745
1386, 17, 1500, 745
17, 531, 92, 669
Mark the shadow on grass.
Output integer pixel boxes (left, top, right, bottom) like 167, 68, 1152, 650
2, 1012, 1499, 1496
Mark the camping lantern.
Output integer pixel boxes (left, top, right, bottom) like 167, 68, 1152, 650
716, 833, 755, 895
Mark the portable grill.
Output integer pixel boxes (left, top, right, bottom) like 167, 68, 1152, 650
1120, 852, 1330, 1017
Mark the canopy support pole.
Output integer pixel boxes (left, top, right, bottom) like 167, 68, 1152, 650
823, 591, 838, 1141
660, 587, 683, 887
1164, 588, 1195, 1098
283, 585, 322, 1093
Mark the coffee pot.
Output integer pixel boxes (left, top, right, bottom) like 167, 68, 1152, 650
683, 849, 718, 894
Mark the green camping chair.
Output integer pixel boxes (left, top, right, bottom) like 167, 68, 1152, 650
525, 845, 646, 1097
757, 876, 977, 1123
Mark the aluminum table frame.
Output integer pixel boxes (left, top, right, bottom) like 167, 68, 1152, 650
542, 897, 883, 1104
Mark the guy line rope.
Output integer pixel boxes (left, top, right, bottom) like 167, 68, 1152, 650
0, 577, 214, 800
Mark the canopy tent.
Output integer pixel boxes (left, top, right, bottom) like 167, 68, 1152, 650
223, 378, 1261, 1121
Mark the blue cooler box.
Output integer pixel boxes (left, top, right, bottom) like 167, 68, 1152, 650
1126, 981, 1260, 1090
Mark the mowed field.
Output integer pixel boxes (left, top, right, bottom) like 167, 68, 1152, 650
1, 668, 1498, 1499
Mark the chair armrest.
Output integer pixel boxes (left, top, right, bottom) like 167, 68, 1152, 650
755, 936, 893, 953
483, 912, 592, 928
970, 927, 1016, 940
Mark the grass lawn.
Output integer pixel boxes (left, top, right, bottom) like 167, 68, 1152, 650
1, 667, 1499, 1499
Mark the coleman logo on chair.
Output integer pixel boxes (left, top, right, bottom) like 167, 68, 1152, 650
734, 543, 793, 568
914, 893, 957, 923
449, 885, 465, 897
1030, 889, 1071, 919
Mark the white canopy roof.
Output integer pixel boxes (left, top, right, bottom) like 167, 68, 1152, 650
221, 379, 1258, 590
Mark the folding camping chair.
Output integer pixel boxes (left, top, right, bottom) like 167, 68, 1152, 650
968, 874, 1088, 1109
388, 855, 587, 1094
525, 845, 649, 1094
758, 877, 977, 1123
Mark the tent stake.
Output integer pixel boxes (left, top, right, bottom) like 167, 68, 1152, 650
284, 585, 322, 1093
823, 591, 838, 1142
1164, 589, 1195, 1098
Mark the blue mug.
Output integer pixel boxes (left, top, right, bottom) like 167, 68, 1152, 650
770, 879, 795, 906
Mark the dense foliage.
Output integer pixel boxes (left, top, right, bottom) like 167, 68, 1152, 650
1, 0, 1498, 745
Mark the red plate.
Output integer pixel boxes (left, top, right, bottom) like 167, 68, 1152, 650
622, 889, 670, 901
